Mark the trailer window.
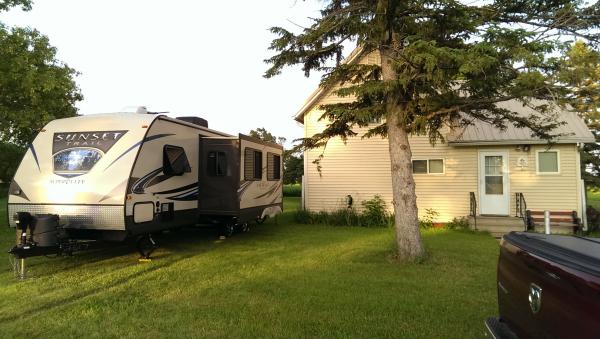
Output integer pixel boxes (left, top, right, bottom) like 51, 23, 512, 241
267, 153, 281, 181
207, 151, 227, 176
163, 145, 191, 176
53, 148, 103, 174
244, 148, 262, 180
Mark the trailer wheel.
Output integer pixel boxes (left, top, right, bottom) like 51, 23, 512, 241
239, 223, 250, 233
222, 223, 235, 238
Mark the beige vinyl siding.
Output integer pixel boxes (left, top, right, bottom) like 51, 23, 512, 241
304, 97, 581, 222
508, 144, 579, 214
302, 49, 582, 221
304, 102, 477, 221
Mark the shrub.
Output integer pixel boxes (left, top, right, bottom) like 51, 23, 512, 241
293, 195, 390, 228
293, 208, 312, 224
419, 208, 439, 229
0, 182, 8, 198
283, 184, 301, 197
360, 195, 389, 227
586, 205, 600, 233
446, 217, 470, 230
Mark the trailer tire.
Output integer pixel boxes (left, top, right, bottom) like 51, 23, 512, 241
239, 223, 250, 233
222, 223, 235, 238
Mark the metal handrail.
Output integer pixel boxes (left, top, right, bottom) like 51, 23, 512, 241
515, 192, 528, 231
469, 192, 477, 230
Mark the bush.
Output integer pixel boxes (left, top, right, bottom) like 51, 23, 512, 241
360, 195, 390, 227
294, 195, 390, 228
446, 217, 470, 230
283, 184, 301, 197
586, 205, 600, 233
0, 182, 8, 198
419, 208, 439, 229
293, 208, 312, 224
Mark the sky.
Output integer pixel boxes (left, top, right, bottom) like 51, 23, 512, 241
0, 0, 337, 147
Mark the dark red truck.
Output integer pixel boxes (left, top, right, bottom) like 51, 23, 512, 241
486, 232, 600, 338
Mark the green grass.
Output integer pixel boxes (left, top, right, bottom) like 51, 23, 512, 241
282, 183, 301, 197
0, 197, 499, 338
588, 189, 600, 210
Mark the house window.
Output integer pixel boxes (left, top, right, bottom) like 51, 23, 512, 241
207, 151, 227, 176
267, 152, 281, 181
412, 159, 445, 174
244, 147, 263, 180
537, 150, 559, 174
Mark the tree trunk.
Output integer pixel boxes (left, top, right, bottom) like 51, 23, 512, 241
381, 49, 426, 261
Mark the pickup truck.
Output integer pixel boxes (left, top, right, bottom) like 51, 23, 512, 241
486, 232, 600, 338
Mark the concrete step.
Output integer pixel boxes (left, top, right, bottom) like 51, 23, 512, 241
468, 216, 526, 238
468, 216, 525, 227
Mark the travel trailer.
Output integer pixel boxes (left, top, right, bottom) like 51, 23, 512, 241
8, 111, 283, 263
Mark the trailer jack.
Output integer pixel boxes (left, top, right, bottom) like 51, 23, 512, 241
136, 234, 157, 261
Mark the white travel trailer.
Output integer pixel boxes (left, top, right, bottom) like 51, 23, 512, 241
8, 112, 283, 261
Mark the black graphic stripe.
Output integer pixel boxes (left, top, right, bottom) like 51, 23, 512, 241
155, 183, 198, 195
254, 182, 282, 199
103, 133, 174, 171
237, 181, 252, 196
167, 188, 199, 201
28, 143, 40, 172
131, 168, 163, 194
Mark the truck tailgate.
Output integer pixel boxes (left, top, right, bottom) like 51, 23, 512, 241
498, 232, 600, 338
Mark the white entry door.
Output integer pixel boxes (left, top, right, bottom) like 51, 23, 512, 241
479, 151, 509, 215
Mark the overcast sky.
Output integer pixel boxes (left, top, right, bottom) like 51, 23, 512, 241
0, 0, 339, 147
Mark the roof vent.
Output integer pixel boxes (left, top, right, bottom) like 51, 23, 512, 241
177, 116, 208, 128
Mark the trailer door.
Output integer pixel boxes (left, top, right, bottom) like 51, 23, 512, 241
198, 137, 239, 214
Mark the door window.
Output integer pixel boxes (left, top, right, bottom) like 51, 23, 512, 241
484, 156, 503, 195
207, 151, 227, 176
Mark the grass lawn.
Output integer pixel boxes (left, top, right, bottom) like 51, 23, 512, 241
0, 197, 499, 338
587, 189, 600, 210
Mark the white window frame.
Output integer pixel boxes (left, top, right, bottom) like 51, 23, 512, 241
412, 158, 445, 175
536, 149, 560, 175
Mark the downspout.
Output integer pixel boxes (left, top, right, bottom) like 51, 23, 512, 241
576, 143, 587, 231
301, 119, 308, 211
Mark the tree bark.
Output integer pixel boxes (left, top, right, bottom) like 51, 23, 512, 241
381, 48, 426, 261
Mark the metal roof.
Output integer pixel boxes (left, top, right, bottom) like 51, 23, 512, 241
446, 100, 595, 145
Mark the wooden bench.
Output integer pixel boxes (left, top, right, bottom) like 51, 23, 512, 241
526, 210, 580, 233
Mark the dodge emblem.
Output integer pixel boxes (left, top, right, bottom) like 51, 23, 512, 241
528, 283, 542, 314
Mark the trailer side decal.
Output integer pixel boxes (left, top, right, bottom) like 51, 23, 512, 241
254, 182, 282, 199
103, 133, 174, 171
155, 183, 198, 195
131, 168, 163, 194
28, 143, 40, 172
166, 188, 199, 201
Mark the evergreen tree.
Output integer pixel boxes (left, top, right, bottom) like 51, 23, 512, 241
265, 0, 600, 260
556, 41, 600, 188
0, 0, 31, 12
